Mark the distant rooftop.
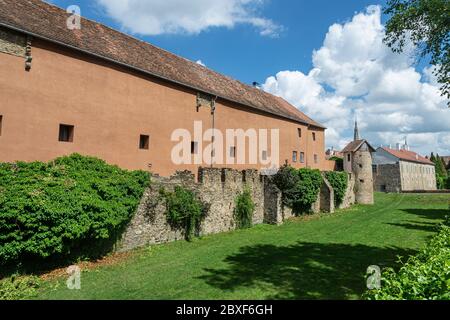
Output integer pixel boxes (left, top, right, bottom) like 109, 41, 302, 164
381, 147, 434, 165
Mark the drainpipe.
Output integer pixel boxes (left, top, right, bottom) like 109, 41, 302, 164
211, 96, 218, 168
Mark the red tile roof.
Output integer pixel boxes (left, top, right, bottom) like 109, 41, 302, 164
0, 0, 325, 129
342, 140, 376, 153
382, 147, 434, 165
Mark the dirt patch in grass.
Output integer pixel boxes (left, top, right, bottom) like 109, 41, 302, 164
39, 250, 137, 281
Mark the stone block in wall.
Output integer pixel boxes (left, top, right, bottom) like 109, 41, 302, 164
263, 178, 283, 225
244, 170, 264, 225
0, 27, 26, 57
339, 173, 356, 209
116, 185, 185, 252
320, 175, 335, 213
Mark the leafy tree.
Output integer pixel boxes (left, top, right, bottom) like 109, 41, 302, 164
435, 154, 448, 177
430, 152, 436, 162
384, 0, 450, 105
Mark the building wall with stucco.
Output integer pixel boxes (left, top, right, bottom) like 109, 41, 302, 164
399, 161, 436, 191
0, 29, 328, 176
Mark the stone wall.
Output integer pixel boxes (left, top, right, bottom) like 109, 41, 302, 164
117, 168, 356, 252
117, 168, 266, 252
373, 164, 402, 193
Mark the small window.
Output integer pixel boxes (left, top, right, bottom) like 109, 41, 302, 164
191, 141, 199, 155
59, 124, 74, 143
300, 152, 305, 163
347, 154, 351, 162
293, 151, 298, 163
230, 146, 236, 158
298, 128, 302, 138
139, 135, 150, 150
0, 115, 2, 136
314, 154, 318, 164
262, 150, 268, 161
312, 132, 316, 141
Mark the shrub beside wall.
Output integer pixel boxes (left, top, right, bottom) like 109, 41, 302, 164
0, 154, 150, 265
273, 165, 323, 214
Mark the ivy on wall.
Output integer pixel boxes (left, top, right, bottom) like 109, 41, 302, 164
234, 187, 255, 229
325, 171, 349, 206
160, 186, 205, 241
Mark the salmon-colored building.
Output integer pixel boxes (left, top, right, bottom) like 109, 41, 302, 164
0, 0, 333, 177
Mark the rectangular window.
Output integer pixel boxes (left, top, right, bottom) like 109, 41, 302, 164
262, 150, 268, 161
191, 141, 199, 154
293, 151, 298, 163
300, 152, 305, 163
58, 124, 74, 143
139, 135, 150, 150
347, 154, 351, 162
312, 132, 316, 141
0, 115, 2, 136
314, 154, 318, 164
230, 146, 236, 158
298, 128, 302, 138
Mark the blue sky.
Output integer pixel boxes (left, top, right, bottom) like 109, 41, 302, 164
47, 0, 449, 155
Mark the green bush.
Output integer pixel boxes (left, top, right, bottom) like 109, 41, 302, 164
436, 175, 446, 190
0, 154, 150, 264
325, 172, 348, 206
161, 186, 205, 241
273, 165, 323, 214
365, 219, 450, 300
234, 187, 255, 229
0, 275, 41, 300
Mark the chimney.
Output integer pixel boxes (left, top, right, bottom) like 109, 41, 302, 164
396, 143, 401, 151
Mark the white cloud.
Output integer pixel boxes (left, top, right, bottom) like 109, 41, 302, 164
263, 5, 450, 156
196, 60, 206, 67
95, 0, 282, 37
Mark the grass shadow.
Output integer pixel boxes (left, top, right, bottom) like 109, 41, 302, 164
401, 208, 449, 221
199, 241, 416, 300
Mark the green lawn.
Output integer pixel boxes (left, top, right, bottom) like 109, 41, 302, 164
36, 193, 449, 300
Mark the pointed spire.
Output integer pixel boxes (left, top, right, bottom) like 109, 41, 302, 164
354, 116, 360, 141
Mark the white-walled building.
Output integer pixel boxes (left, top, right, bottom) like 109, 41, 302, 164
373, 147, 437, 192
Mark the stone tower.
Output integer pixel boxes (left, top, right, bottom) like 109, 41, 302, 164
342, 122, 375, 205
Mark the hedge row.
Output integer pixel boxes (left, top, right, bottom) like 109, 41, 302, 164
0, 154, 150, 264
